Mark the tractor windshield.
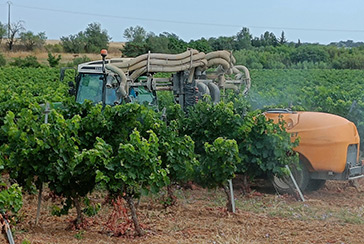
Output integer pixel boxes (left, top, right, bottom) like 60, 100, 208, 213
76, 73, 119, 105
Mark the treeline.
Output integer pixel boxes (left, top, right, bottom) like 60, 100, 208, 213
121, 26, 364, 70
0, 21, 111, 54
2, 20, 364, 69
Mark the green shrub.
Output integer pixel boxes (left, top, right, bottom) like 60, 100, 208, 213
66, 55, 91, 67
0, 53, 5, 66
47, 52, 62, 67
0, 183, 23, 223
10, 56, 42, 68
44, 43, 63, 53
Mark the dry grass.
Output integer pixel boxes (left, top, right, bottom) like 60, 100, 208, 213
0, 40, 125, 64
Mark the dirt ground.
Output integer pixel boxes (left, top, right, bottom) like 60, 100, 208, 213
2, 178, 364, 244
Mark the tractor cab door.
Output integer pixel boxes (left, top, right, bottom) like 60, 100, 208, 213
75, 73, 120, 105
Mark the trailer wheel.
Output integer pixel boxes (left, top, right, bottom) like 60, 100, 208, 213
272, 159, 310, 194
306, 179, 326, 192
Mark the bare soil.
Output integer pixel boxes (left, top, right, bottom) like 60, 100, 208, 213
2, 178, 364, 244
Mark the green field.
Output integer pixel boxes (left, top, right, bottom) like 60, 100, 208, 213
1, 67, 364, 240
250, 69, 364, 111
2, 67, 364, 142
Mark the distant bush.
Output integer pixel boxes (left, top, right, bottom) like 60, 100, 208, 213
65, 55, 91, 67
47, 52, 62, 67
45, 43, 63, 53
10, 56, 42, 68
0, 53, 6, 66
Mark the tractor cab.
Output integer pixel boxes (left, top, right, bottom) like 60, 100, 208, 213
75, 73, 117, 105
67, 50, 156, 107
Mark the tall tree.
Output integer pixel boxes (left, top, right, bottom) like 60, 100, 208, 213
7, 21, 25, 50
279, 31, 287, 45
83, 23, 111, 53
263, 31, 278, 47
188, 38, 212, 53
20, 31, 47, 51
123, 26, 147, 43
295, 39, 302, 47
209, 36, 235, 51
60, 33, 85, 53
146, 33, 170, 53
60, 22, 110, 53
121, 26, 150, 57
252, 31, 278, 47
235, 27, 252, 50
164, 32, 187, 53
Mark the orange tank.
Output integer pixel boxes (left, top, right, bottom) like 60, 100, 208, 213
264, 110, 360, 174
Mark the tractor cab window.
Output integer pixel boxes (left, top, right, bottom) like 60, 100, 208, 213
76, 74, 103, 104
130, 86, 156, 106
76, 73, 119, 105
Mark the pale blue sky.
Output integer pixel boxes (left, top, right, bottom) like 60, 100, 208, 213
0, 0, 363, 44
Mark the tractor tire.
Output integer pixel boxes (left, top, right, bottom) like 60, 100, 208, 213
306, 179, 326, 192
272, 159, 310, 194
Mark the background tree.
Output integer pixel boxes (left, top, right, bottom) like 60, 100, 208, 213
120, 25, 364, 69
121, 42, 148, 57
279, 31, 288, 45
0, 22, 7, 44
7, 20, 25, 50
83, 23, 110, 53
121, 26, 149, 57
60, 22, 110, 53
209, 36, 235, 51
145, 33, 170, 53
60, 33, 85, 53
164, 33, 188, 53
235, 27, 252, 50
121, 26, 189, 56
252, 31, 278, 47
123, 25, 147, 43
290, 44, 329, 64
188, 38, 212, 53
19, 31, 47, 51
146, 32, 188, 54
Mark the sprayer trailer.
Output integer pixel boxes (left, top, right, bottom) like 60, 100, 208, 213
266, 109, 363, 193
65, 49, 364, 194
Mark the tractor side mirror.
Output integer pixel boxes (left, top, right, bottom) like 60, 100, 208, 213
68, 81, 76, 96
60, 67, 76, 82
